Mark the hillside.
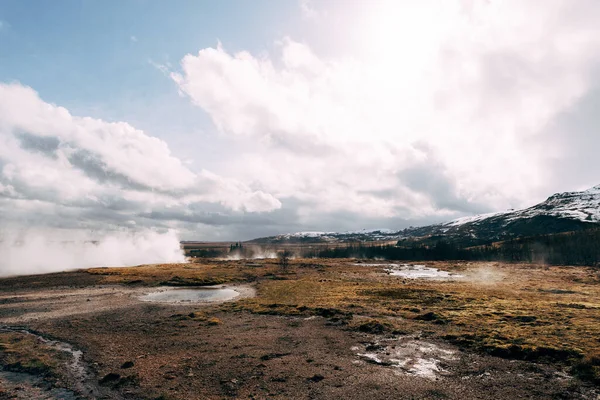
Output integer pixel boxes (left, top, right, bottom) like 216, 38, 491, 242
250, 185, 600, 246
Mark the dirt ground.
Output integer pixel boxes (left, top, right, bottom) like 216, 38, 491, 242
0, 259, 599, 399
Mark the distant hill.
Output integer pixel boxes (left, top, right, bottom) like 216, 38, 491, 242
247, 229, 404, 244
250, 185, 600, 247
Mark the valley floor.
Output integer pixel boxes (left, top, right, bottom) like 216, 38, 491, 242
0, 259, 599, 399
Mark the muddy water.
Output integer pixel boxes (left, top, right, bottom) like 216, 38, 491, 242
0, 326, 123, 400
139, 287, 240, 303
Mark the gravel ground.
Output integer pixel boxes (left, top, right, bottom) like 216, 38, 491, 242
0, 271, 597, 399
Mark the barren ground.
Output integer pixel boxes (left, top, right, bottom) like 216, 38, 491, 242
0, 259, 599, 399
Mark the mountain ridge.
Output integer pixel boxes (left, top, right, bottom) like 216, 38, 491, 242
249, 185, 600, 245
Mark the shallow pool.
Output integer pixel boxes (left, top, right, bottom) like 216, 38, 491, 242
139, 287, 240, 303
385, 264, 462, 279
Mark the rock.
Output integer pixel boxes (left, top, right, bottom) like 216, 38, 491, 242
365, 343, 385, 352
99, 372, 121, 384
121, 361, 135, 369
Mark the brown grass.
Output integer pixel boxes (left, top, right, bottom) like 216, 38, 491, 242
86, 258, 600, 382
0, 332, 67, 378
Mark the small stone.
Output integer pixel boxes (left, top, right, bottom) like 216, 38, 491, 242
99, 372, 120, 384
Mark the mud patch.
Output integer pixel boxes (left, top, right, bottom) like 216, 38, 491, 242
353, 263, 462, 279
0, 370, 78, 400
354, 336, 458, 379
385, 264, 462, 280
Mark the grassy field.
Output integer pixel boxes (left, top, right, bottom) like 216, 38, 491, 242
0, 331, 67, 378
87, 258, 600, 383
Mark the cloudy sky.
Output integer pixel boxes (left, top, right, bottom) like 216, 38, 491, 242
1, 0, 600, 241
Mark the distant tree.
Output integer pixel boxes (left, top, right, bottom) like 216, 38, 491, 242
230, 242, 243, 252
307, 228, 600, 266
278, 249, 292, 270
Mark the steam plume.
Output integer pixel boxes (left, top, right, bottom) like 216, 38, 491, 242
0, 229, 186, 277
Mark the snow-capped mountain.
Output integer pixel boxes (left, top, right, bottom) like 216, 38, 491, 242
505, 185, 600, 223
424, 185, 600, 244
250, 185, 600, 245
250, 229, 406, 244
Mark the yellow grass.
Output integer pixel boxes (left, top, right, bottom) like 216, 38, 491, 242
87, 258, 600, 381
0, 332, 66, 377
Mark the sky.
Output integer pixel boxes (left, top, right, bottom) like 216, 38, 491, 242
2, 0, 600, 242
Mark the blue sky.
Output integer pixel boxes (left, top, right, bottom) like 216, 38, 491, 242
1, 0, 600, 243
0, 1, 303, 165
0, 1, 295, 103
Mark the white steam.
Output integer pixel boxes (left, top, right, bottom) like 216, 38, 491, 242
224, 249, 278, 260
463, 264, 506, 285
0, 229, 186, 277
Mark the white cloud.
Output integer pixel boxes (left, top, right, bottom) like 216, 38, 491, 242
5, 1, 600, 246
149, 59, 170, 76
0, 83, 281, 235
172, 0, 600, 221
130, 35, 138, 43
299, 0, 321, 20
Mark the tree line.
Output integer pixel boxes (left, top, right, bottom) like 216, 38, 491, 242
307, 228, 600, 266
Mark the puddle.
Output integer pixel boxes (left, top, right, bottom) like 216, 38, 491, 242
0, 370, 79, 400
140, 287, 240, 303
355, 263, 463, 279
354, 336, 458, 379
0, 326, 122, 399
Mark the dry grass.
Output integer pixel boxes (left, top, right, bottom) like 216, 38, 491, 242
87, 259, 282, 286
0, 332, 66, 377
87, 258, 600, 382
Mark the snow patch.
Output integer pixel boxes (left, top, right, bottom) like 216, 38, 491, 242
444, 211, 508, 227
446, 185, 600, 228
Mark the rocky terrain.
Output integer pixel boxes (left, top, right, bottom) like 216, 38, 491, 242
0, 259, 599, 399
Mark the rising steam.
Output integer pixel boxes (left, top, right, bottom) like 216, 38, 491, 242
0, 229, 186, 277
